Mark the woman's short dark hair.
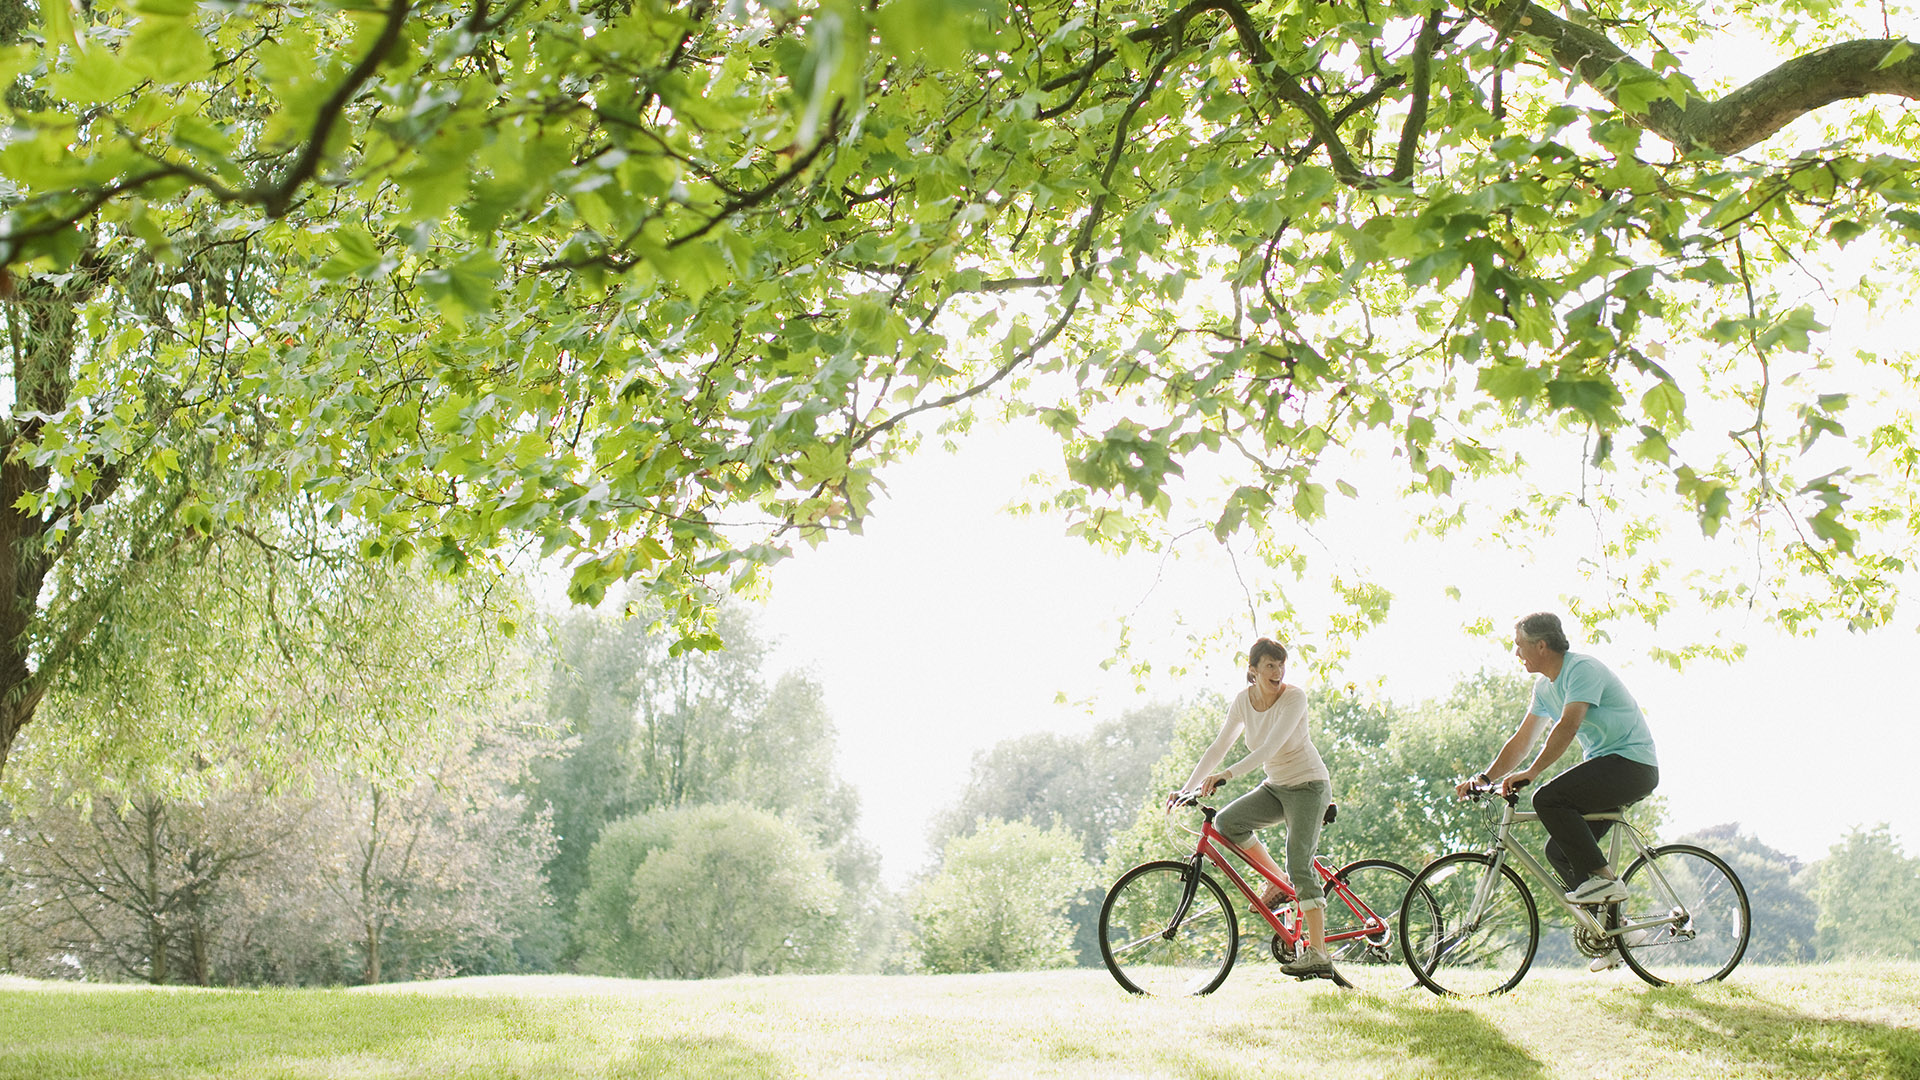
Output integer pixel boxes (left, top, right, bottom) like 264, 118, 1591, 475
1246, 638, 1288, 682
1515, 612, 1570, 654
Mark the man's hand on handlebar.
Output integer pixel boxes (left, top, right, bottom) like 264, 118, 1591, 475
1456, 771, 1535, 799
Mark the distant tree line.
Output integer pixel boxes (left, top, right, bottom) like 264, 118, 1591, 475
0, 549, 557, 985
6, 585, 1917, 983
0, 590, 904, 984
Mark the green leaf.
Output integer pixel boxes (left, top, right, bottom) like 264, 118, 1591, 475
125, 16, 214, 84
1756, 305, 1826, 354
1284, 165, 1336, 207
47, 47, 142, 105
1875, 38, 1914, 70
1632, 426, 1671, 463
1610, 66, 1673, 114
317, 226, 384, 281
417, 251, 503, 317
40, 0, 77, 55
1474, 361, 1536, 403
1545, 376, 1623, 422
1291, 482, 1326, 520
875, 0, 989, 70
1827, 219, 1868, 246
1641, 381, 1686, 430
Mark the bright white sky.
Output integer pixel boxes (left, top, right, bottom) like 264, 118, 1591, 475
758, 416, 1919, 889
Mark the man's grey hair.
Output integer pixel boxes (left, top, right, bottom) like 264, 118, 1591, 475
1515, 612, 1570, 654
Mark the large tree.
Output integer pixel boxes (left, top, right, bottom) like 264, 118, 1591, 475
527, 603, 871, 916
3, 0, 1917, 779
575, 802, 847, 978
1807, 823, 1920, 960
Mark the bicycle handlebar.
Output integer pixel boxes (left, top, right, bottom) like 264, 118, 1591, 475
1464, 777, 1529, 805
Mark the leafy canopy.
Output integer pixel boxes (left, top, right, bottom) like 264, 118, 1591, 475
3, 0, 1918, 652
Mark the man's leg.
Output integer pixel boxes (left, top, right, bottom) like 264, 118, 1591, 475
1532, 755, 1658, 890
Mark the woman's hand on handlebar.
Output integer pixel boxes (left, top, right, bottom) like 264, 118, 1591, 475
1169, 773, 1229, 807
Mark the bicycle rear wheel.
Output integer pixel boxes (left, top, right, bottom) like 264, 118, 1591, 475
1323, 859, 1420, 993
1400, 852, 1539, 997
1615, 843, 1750, 986
1099, 860, 1239, 996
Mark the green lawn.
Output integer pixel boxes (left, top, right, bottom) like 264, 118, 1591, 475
2, 964, 1916, 1080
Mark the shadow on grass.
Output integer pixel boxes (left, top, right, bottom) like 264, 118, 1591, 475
1304, 992, 1548, 1080
1621, 983, 1920, 1080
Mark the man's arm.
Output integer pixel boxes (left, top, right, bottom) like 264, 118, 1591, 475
1456, 713, 1549, 797
1500, 701, 1590, 794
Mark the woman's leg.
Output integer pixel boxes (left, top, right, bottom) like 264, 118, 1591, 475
1214, 784, 1290, 904
1274, 780, 1332, 951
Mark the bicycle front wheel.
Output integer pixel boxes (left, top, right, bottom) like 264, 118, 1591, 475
1615, 844, 1750, 986
1099, 860, 1239, 996
1324, 859, 1420, 993
1401, 852, 1539, 997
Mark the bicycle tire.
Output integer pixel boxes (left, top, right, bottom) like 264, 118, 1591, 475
1400, 852, 1539, 997
1099, 860, 1239, 996
1323, 859, 1421, 993
1613, 843, 1750, 987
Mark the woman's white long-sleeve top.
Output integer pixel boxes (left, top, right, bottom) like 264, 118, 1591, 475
1182, 685, 1328, 791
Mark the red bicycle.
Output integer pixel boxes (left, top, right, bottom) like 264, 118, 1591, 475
1098, 793, 1419, 995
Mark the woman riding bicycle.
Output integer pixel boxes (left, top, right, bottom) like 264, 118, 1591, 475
1457, 612, 1660, 969
1181, 637, 1334, 978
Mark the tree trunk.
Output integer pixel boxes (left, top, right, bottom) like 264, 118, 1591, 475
0, 263, 102, 784
190, 921, 211, 986
363, 919, 382, 985
144, 801, 167, 984
361, 786, 384, 984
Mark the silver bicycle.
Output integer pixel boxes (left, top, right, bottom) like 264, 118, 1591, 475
1399, 781, 1750, 995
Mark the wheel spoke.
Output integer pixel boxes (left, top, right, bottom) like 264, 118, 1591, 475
1400, 852, 1538, 997
1324, 860, 1420, 993
1615, 844, 1749, 987
1099, 862, 1239, 996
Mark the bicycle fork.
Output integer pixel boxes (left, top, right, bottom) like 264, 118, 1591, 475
1162, 854, 1207, 939
1463, 848, 1507, 933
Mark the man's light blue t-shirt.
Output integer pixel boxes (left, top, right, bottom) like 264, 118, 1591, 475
1527, 652, 1659, 767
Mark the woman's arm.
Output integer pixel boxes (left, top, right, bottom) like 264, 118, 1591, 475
1182, 711, 1245, 794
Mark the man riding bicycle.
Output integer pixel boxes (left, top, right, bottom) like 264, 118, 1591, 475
1455, 612, 1660, 970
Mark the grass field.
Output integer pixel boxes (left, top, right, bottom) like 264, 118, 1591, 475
2, 963, 1916, 1079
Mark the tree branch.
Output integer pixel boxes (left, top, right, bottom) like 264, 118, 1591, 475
1392, 8, 1445, 182
261, 0, 413, 216
1474, 0, 1920, 154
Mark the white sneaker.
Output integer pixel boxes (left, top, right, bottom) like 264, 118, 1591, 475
1565, 876, 1628, 905
1281, 947, 1334, 978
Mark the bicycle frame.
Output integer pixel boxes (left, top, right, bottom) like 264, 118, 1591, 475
1181, 810, 1389, 951
1465, 793, 1690, 943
